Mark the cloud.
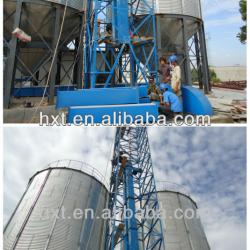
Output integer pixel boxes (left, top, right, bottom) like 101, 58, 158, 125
200, 0, 246, 66
202, 0, 240, 17
205, 15, 243, 27
148, 127, 246, 250
3, 127, 115, 224
4, 127, 246, 250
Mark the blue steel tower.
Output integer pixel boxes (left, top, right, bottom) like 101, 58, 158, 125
84, 0, 159, 88
105, 127, 165, 250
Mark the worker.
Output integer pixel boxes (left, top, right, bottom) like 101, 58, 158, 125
169, 55, 182, 99
158, 83, 183, 117
158, 57, 171, 84
147, 76, 162, 101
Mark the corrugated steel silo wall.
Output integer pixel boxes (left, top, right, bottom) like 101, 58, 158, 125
155, 0, 201, 18
137, 0, 201, 18
4, 0, 85, 79
135, 0, 204, 83
4, 168, 108, 250
158, 191, 210, 250
153, 0, 203, 55
45, 0, 84, 10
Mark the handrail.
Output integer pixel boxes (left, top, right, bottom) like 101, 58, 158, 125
46, 159, 109, 189
156, 180, 191, 197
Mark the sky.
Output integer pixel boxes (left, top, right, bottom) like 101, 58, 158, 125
3, 126, 246, 250
201, 0, 246, 66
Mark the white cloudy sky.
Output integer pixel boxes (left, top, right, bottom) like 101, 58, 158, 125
3, 126, 246, 250
201, 0, 246, 66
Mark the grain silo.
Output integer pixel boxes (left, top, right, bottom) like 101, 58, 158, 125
157, 182, 210, 250
4, 0, 85, 108
4, 0, 211, 109
154, 0, 210, 92
3, 160, 108, 250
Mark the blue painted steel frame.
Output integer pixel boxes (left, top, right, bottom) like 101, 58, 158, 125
84, 0, 159, 89
113, 0, 130, 43
105, 127, 165, 250
67, 103, 158, 124
12, 86, 75, 97
56, 87, 140, 109
124, 162, 139, 250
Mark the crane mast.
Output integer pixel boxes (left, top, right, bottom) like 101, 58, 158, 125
105, 127, 165, 250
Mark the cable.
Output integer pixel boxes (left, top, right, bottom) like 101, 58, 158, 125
29, 0, 69, 123
67, 6, 96, 89
29, 2, 95, 122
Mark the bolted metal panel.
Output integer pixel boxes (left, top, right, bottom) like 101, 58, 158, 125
136, 0, 209, 88
4, 161, 108, 250
158, 191, 210, 250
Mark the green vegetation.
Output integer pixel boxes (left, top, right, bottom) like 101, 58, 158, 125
237, 0, 247, 44
191, 68, 199, 82
209, 68, 220, 83
191, 68, 220, 83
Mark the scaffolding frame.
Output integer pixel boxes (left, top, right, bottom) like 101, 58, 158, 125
84, 0, 159, 89
105, 127, 165, 250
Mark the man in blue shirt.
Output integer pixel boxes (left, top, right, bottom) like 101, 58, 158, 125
158, 83, 183, 117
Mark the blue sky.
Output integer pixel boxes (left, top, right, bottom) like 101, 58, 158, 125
201, 0, 246, 66
3, 127, 246, 250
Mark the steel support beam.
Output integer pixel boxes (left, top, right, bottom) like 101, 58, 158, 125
48, 6, 61, 105
76, 14, 84, 89
83, 0, 92, 89
3, 0, 22, 108
194, 33, 203, 89
156, 16, 162, 58
73, 38, 79, 86
124, 162, 140, 250
130, 53, 136, 86
56, 51, 62, 85
182, 18, 192, 84
199, 23, 210, 93
34, 70, 40, 86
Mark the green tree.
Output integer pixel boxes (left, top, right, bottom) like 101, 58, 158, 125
191, 68, 198, 82
191, 68, 220, 83
209, 68, 220, 83
237, 0, 247, 44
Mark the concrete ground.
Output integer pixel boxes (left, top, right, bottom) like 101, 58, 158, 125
207, 87, 246, 123
4, 97, 61, 124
